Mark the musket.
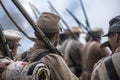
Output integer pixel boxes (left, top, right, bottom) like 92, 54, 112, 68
66, 9, 98, 41
66, 9, 85, 33
79, 0, 91, 29
32, 3, 40, 16
0, 24, 13, 59
29, 2, 39, 20
0, 0, 36, 42
48, 1, 79, 39
12, 0, 63, 56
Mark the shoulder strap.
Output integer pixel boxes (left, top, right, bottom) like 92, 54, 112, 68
22, 51, 27, 60
105, 56, 120, 80
32, 50, 50, 62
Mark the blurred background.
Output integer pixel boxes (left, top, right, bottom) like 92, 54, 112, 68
0, 0, 120, 53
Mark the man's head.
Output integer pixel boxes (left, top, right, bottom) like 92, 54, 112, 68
70, 26, 81, 39
35, 12, 60, 46
85, 27, 103, 42
3, 30, 22, 55
102, 15, 120, 52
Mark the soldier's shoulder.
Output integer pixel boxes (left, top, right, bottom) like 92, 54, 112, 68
94, 55, 110, 69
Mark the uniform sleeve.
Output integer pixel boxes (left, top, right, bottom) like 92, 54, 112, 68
40, 54, 79, 80
91, 60, 110, 80
91, 67, 99, 80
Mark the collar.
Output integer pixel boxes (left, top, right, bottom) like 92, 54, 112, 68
114, 46, 120, 53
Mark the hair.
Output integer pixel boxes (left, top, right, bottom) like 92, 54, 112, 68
34, 31, 57, 40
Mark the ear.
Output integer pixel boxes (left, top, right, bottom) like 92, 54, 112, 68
114, 33, 119, 43
55, 31, 59, 39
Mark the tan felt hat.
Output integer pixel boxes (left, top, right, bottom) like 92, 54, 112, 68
3, 30, 22, 42
36, 12, 60, 33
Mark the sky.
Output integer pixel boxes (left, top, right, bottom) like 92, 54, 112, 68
0, 0, 120, 53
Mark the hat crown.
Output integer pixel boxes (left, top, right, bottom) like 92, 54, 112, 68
109, 15, 120, 27
103, 15, 120, 36
108, 16, 120, 33
3, 30, 22, 42
90, 27, 103, 38
71, 26, 80, 33
37, 12, 60, 33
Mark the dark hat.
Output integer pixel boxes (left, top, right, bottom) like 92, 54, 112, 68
36, 12, 60, 33
103, 15, 120, 37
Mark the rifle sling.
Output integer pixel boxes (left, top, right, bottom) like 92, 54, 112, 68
32, 50, 50, 62
105, 56, 120, 80
27, 50, 50, 75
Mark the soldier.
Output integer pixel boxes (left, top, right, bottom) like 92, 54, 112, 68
57, 29, 70, 49
59, 26, 83, 77
80, 28, 110, 80
91, 15, 120, 80
0, 29, 50, 80
23, 12, 78, 80
3, 29, 22, 60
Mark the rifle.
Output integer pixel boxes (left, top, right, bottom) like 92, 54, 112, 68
32, 3, 40, 16
48, 1, 79, 39
29, 2, 40, 20
79, 0, 91, 29
66, 9, 98, 41
0, 0, 36, 42
12, 0, 63, 56
0, 24, 13, 59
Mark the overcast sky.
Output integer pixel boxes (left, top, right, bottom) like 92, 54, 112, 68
0, 0, 120, 53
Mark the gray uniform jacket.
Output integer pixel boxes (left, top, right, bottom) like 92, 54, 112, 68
25, 43, 79, 80
91, 47, 120, 80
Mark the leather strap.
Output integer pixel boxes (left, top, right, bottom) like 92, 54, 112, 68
32, 50, 50, 62
105, 56, 120, 80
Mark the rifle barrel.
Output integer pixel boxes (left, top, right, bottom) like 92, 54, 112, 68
79, 0, 91, 29
12, 0, 63, 56
66, 9, 98, 41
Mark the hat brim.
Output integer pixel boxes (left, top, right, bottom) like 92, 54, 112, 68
102, 33, 109, 37
100, 41, 110, 48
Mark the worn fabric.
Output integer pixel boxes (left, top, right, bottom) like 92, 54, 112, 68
25, 43, 78, 80
0, 57, 50, 80
91, 47, 120, 80
59, 38, 83, 77
80, 41, 110, 80
58, 39, 70, 55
